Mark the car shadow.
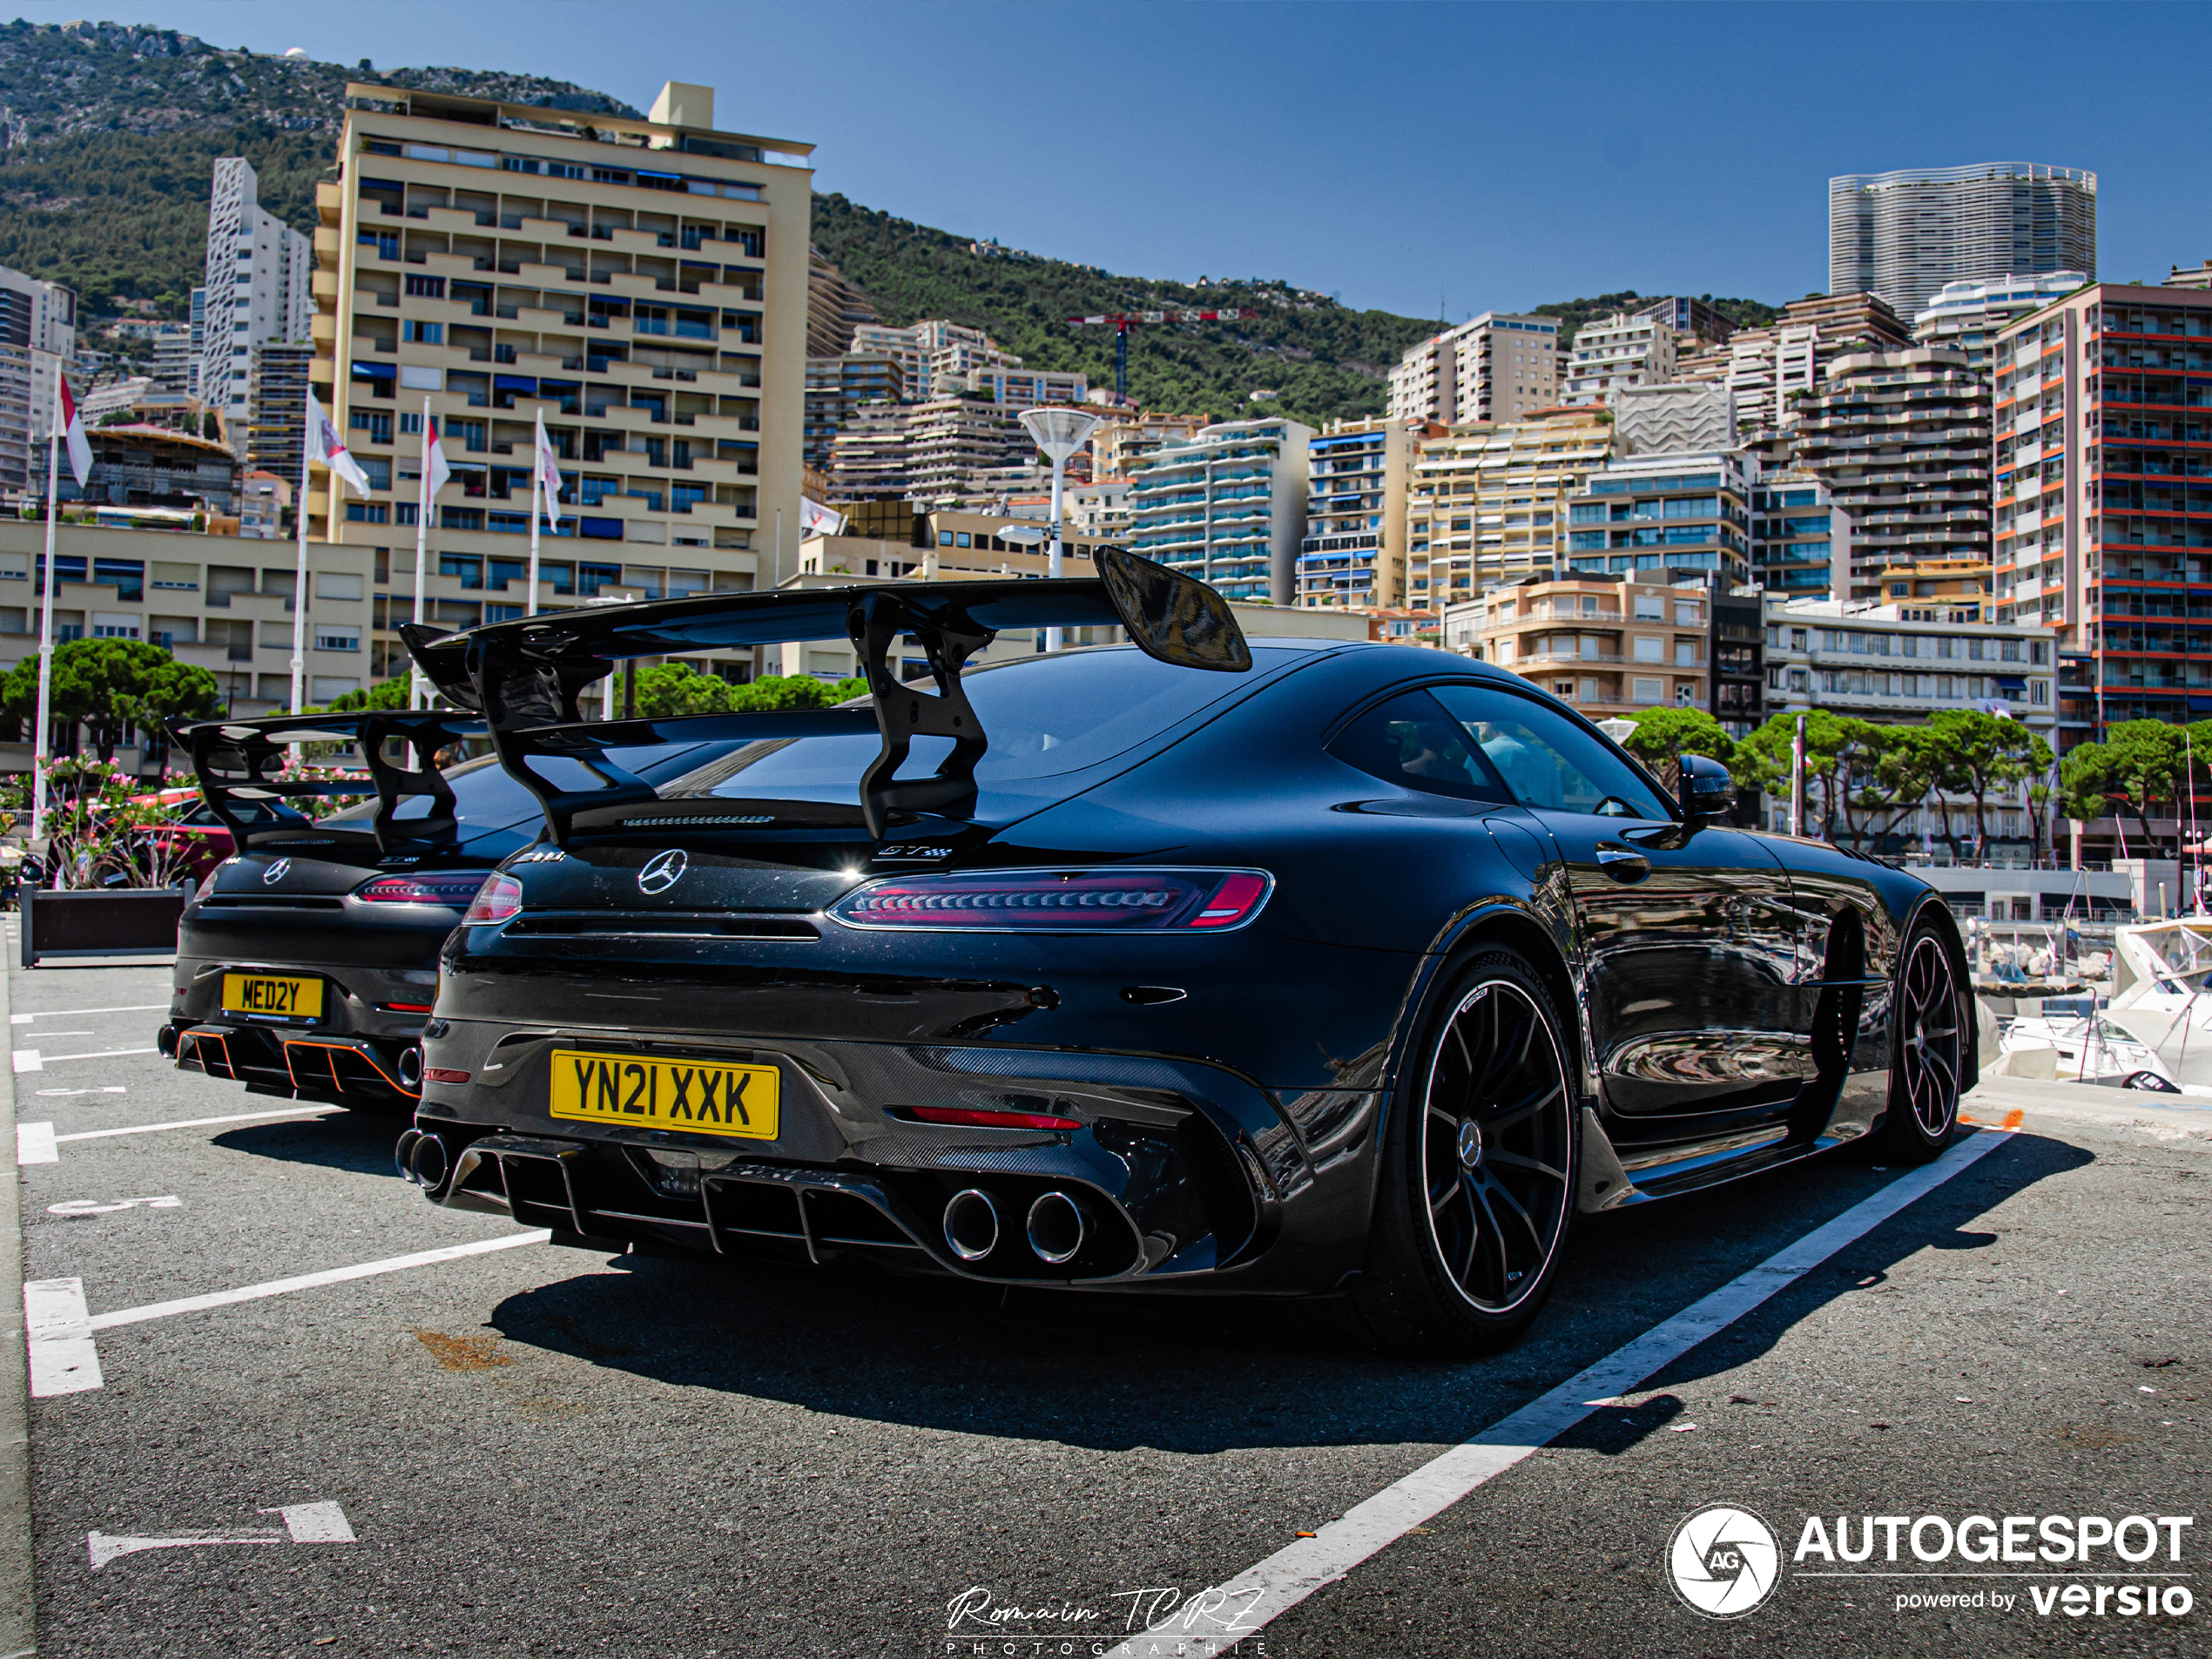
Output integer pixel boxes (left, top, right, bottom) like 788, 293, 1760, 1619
481, 1128, 2089, 1456
212, 1109, 408, 1179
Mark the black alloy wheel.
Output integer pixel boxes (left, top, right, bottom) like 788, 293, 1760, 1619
1349, 948, 1580, 1354
1878, 924, 1964, 1161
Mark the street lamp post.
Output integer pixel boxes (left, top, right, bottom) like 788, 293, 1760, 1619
1018, 408, 1103, 652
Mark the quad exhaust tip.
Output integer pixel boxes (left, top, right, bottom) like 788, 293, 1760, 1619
1026, 1190, 1088, 1265
942, 1189, 1000, 1262
397, 1045, 424, 1088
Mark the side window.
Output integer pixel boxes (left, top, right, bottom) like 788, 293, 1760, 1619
1427, 685, 1670, 820
1328, 691, 1513, 804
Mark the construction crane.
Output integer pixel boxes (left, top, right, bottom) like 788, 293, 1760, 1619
1067, 309, 1257, 403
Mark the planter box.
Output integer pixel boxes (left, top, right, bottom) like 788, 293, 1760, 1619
21, 886, 186, 968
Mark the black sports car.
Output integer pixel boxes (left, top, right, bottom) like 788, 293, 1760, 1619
158, 711, 723, 1109
395, 550, 1972, 1352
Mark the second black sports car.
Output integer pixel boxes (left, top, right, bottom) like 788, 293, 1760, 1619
394, 550, 1972, 1352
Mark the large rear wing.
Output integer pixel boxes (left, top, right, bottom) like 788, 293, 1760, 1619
172, 710, 489, 855
400, 545, 1248, 842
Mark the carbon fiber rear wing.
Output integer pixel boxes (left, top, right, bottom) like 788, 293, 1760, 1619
398, 545, 1249, 842
172, 710, 489, 855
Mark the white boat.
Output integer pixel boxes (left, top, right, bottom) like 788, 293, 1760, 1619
1993, 1008, 2180, 1089
2101, 918, 2212, 1089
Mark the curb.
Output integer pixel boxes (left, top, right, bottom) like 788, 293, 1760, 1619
0, 934, 34, 1656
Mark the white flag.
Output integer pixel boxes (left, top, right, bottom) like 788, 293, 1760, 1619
799, 496, 845, 539
55, 373, 91, 489
423, 416, 452, 498
533, 409, 564, 524
305, 389, 371, 497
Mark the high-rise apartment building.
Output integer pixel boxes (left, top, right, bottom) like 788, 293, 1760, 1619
1386, 314, 1560, 426
151, 325, 196, 397
1611, 381, 1737, 455
1449, 575, 1715, 720
1791, 347, 1991, 603
1092, 413, 1207, 481
804, 351, 905, 477
1561, 311, 1678, 406
1691, 292, 1911, 436
1751, 469, 1843, 599
1406, 408, 1613, 606
823, 395, 1041, 508
1830, 163, 2097, 318
1912, 272, 2088, 372
1563, 451, 1754, 590
186, 286, 206, 401
1297, 419, 1410, 610
1632, 295, 1739, 348
1124, 417, 1312, 603
1990, 283, 2212, 741
201, 158, 315, 455
246, 341, 317, 489
314, 78, 811, 676
0, 264, 76, 496
805, 246, 877, 358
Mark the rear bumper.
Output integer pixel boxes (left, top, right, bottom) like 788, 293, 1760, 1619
164, 1019, 422, 1107
406, 1024, 1377, 1291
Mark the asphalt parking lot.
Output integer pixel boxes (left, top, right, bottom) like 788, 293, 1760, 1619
2, 949, 2206, 1658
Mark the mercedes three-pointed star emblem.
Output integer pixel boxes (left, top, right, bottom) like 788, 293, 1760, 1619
637, 848, 688, 894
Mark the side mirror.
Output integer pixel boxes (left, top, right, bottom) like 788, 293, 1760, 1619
1678, 752, 1735, 826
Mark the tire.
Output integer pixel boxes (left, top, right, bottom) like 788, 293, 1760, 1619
1346, 948, 1581, 1356
1875, 921, 1966, 1163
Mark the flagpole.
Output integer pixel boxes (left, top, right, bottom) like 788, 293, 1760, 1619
411, 395, 432, 709
31, 367, 60, 847
528, 411, 543, 617
289, 384, 313, 718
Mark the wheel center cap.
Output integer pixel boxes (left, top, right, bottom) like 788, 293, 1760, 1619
1456, 1118, 1483, 1168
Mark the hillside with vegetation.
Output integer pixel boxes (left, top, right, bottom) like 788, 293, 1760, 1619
0, 17, 637, 313
0, 16, 1785, 425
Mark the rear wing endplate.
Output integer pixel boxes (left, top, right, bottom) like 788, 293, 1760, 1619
400, 545, 1249, 842
172, 710, 489, 855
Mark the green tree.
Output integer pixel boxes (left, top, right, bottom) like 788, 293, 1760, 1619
730, 673, 868, 711
0, 637, 220, 760
2098, 720, 2185, 856
1921, 709, 2051, 858
1622, 708, 1735, 776
631, 662, 734, 718
321, 676, 412, 712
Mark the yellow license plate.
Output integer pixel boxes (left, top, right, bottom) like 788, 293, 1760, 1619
221, 973, 323, 1022
549, 1049, 779, 1141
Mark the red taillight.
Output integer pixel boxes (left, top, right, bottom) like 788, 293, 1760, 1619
902, 1106, 1081, 1131
421, 1068, 470, 1085
1187, 871, 1270, 928
827, 868, 1273, 933
356, 873, 498, 907
461, 873, 523, 925
381, 1002, 435, 1014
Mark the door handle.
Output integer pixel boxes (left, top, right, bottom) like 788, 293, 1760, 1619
1595, 846, 1650, 882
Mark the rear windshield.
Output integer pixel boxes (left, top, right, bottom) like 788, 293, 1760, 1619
659, 645, 1287, 801
320, 744, 724, 843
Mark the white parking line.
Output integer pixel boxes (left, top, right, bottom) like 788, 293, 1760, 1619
33, 1049, 158, 1065
16, 1123, 57, 1165
86, 1231, 551, 1332
24, 1278, 103, 1398
55, 1106, 339, 1143
1109, 1130, 2013, 1657
88, 1500, 355, 1570
12, 1053, 37, 1075
11, 1006, 165, 1023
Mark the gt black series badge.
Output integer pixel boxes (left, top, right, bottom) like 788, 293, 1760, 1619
637, 849, 688, 894
262, 859, 292, 885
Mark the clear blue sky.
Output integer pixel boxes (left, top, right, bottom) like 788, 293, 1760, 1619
16, 1, 2204, 319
